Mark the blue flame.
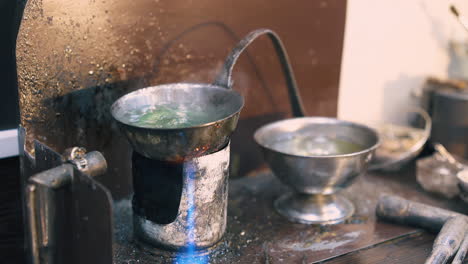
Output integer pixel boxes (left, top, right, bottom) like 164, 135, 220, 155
174, 165, 208, 264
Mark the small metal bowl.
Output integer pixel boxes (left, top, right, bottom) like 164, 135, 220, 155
110, 84, 243, 161
254, 117, 379, 224
368, 108, 431, 172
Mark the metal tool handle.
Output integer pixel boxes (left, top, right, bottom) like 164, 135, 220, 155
424, 216, 467, 264
213, 28, 306, 117
452, 235, 468, 264
376, 195, 464, 232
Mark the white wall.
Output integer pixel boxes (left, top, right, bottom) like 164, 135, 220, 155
338, 0, 468, 123
0, 129, 19, 158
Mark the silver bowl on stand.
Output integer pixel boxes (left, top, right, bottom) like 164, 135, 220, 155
254, 117, 380, 224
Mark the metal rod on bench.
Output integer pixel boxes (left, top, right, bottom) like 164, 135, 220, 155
424, 216, 467, 264
376, 195, 468, 264
376, 195, 464, 232
452, 235, 468, 264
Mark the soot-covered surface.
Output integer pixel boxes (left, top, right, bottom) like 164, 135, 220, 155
113, 166, 468, 263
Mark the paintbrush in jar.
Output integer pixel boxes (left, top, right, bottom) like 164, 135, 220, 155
450, 5, 468, 33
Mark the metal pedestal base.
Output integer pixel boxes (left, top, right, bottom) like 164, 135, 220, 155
274, 193, 354, 225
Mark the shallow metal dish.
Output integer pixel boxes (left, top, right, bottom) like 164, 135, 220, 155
368, 107, 431, 172
111, 83, 243, 161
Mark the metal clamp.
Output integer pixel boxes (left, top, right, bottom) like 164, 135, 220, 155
26, 164, 74, 264
26, 150, 108, 264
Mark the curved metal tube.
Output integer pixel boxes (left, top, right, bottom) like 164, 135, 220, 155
213, 28, 306, 117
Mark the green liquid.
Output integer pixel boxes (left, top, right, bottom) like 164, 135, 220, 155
270, 135, 364, 156
123, 104, 224, 128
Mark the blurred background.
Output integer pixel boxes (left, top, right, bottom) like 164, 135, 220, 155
339, 0, 468, 123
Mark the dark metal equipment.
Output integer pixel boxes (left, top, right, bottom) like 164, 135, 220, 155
20, 131, 113, 264
422, 79, 468, 160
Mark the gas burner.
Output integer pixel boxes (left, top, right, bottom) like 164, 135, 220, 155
131, 144, 230, 250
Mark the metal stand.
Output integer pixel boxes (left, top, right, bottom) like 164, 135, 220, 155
274, 193, 355, 225
133, 143, 230, 250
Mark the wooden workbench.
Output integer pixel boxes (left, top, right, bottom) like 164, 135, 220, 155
114, 163, 467, 263
1, 157, 467, 263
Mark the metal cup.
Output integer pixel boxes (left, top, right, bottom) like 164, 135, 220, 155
254, 117, 379, 224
